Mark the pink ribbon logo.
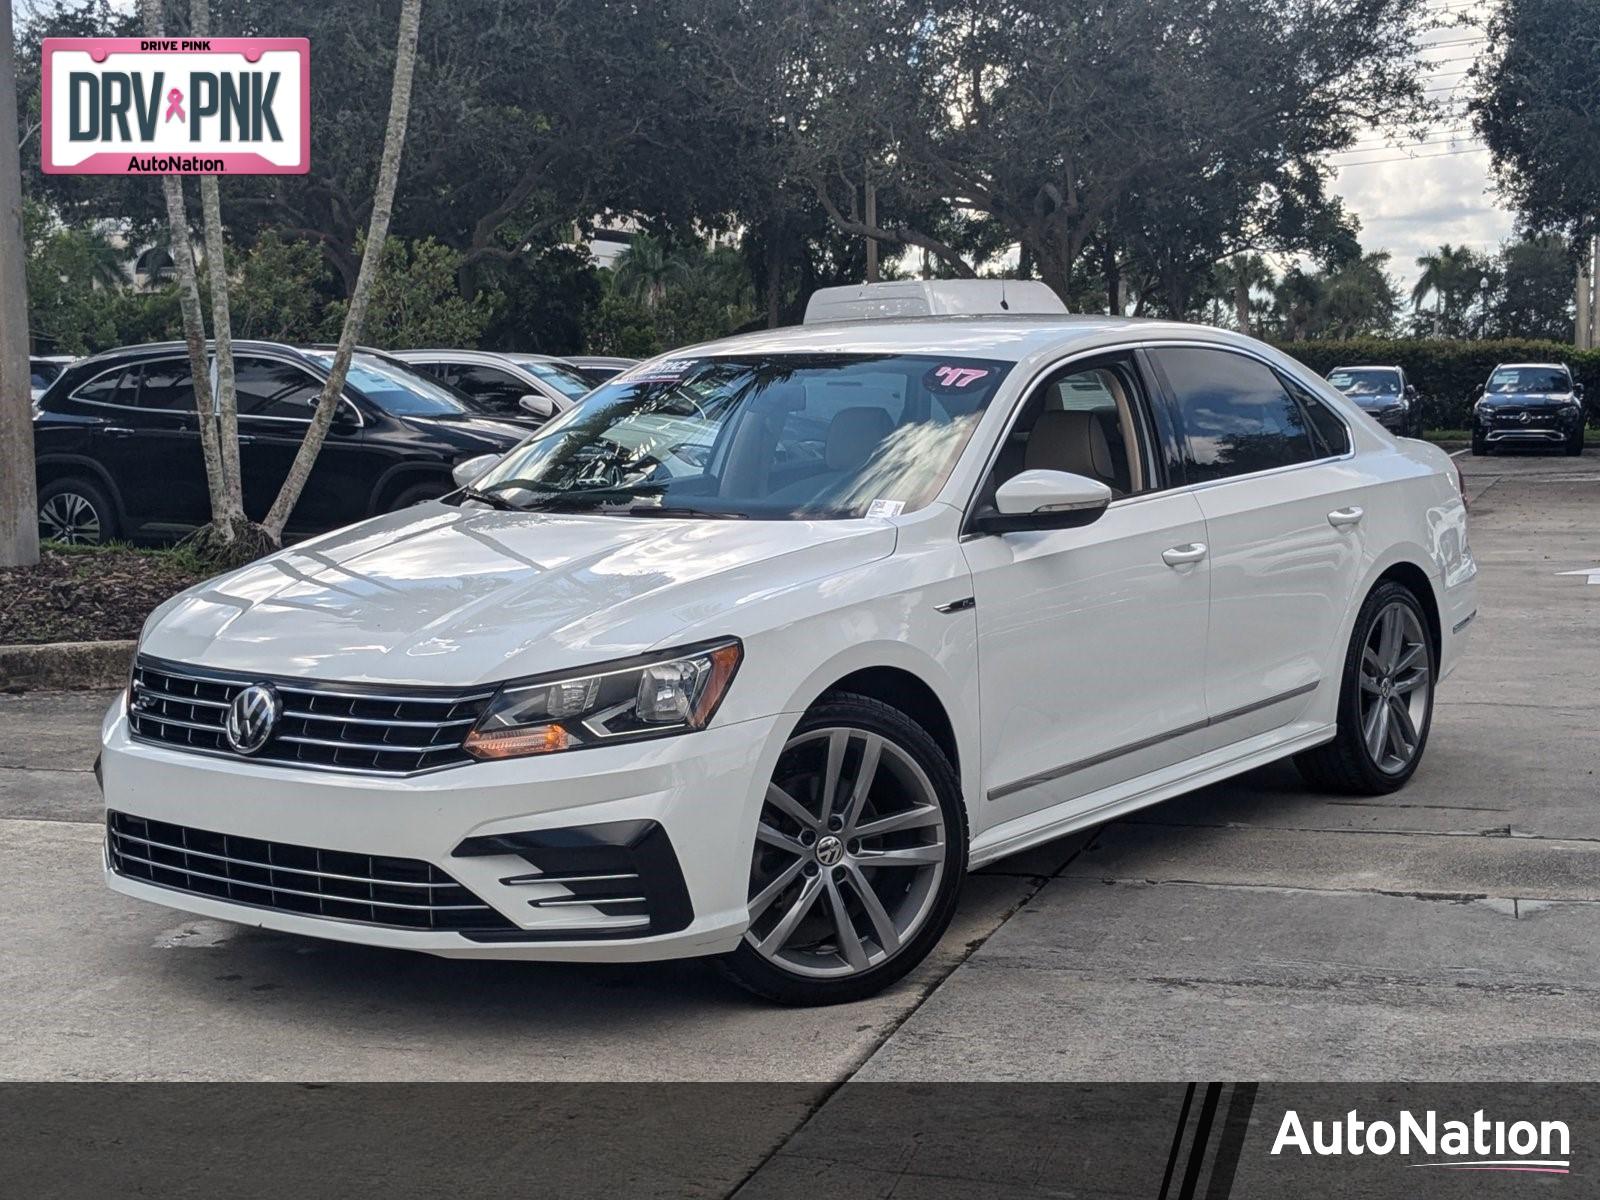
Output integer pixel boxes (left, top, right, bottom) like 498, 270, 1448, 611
164, 88, 185, 123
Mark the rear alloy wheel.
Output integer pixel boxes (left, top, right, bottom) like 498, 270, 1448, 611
1295, 581, 1435, 795
721, 694, 966, 1004
38, 478, 116, 545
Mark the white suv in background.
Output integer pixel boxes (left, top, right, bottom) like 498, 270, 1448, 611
100, 282, 1475, 1004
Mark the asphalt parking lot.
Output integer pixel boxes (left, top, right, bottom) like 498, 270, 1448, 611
2, 451, 1597, 1095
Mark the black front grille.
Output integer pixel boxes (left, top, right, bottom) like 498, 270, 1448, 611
108, 811, 517, 933
129, 656, 494, 775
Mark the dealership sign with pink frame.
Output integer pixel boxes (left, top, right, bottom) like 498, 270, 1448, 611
41, 37, 309, 175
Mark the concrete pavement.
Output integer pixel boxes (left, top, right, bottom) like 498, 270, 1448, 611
1, 450, 1595, 1091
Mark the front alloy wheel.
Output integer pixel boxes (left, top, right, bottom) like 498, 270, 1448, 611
722, 694, 965, 1004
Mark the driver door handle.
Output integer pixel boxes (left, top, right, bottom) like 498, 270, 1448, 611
1161, 542, 1208, 566
102, 426, 136, 439
1327, 506, 1364, 528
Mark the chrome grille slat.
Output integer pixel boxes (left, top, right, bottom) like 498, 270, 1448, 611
107, 811, 517, 933
129, 655, 491, 776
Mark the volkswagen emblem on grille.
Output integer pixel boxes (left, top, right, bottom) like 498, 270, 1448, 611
224, 684, 281, 754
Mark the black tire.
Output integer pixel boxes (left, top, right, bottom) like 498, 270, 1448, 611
37, 476, 118, 545
1295, 580, 1437, 796
387, 479, 452, 510
719, 692, 968, 1005
1565, 427, 1584, 457
1470, 434, 1487, 456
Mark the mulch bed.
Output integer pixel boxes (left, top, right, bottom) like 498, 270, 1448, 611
0, 548, 210, 645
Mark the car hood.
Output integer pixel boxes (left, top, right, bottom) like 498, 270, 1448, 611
1350, 394, 1403, 409
140, 504, 896, 686
407, 414, 530, 447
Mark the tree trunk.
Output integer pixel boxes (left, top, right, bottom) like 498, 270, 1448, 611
0, 0, 38, 566
765, 237, 782, 328
142, 0, 233, 537
1103, 240, 1120, 316
192, 0, 247, 525
1036, 249, 1073, 313
1233, 258, 1251, 334
263, 0, 423, 541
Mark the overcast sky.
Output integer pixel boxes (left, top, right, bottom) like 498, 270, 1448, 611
1313, 1, 1515, 293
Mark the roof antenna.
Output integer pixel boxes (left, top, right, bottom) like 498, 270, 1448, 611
999, 280, 1010, 311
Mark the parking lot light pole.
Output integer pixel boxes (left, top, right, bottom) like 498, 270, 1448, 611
0, 0, 40, 569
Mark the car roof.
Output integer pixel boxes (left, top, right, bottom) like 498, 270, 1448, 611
67, 340, 326, 370
1494, 362, 1568, 370
1330, 364, 1401, 371
392, 348, 568, 365
670, 313, 1238, 364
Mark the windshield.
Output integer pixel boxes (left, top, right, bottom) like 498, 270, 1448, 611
461, 353, 1012, 519
1487, 367, 1570, 394
512, 358, 593, 401
1327, 368, 1401, 397
305, 351, 473, 416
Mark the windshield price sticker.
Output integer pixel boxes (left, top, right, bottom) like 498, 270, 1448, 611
41, 37, 310, 175
866, 499, 906, 518
630, 358, 700, 384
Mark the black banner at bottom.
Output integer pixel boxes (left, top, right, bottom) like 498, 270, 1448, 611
3, 1083, 1593, 1197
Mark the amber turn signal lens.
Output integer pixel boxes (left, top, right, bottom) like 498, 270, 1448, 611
463, 722, 571, 760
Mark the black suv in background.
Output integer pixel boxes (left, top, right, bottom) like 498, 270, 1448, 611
33, 342, 529, 544
1470, 362, 1586, 457
1326, 365, 1419, 435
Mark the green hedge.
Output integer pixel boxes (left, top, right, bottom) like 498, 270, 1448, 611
1271, 338, 1600, 430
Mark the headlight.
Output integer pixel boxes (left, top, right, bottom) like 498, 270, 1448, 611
463, 638, 743, 760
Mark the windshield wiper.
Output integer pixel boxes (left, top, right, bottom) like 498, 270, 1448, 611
620, 505, 747, 519
459, 486, 519, 511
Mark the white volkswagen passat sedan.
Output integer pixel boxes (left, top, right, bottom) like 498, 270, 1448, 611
101, 283, 1476, 1004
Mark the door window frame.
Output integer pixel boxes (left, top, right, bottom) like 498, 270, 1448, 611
229, 352, 366, 429
959, 347, 1173, 538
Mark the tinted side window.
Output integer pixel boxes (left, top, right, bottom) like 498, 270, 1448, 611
1284, 377, 1351, 457
73, 367, 141, 407
1154, 348, 1316, 482
137, 360, 197, 411
450, 365, 530, 415
235, 357, 322, 419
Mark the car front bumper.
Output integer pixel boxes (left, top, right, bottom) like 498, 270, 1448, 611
1475, 407, 1584, 445
99, 697, 786, 961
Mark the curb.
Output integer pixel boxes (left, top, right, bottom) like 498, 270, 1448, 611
0, 640, 136, 692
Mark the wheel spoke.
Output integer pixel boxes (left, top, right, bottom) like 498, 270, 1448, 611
1389, 696, 1418, 753
1361, 646, 1384, 679
1363, 696, 1389, 760
856, 842, 944, 866
852, 804, 942, 840
825, 878, 870, 971
765, 782, 819, 832
1359, 673, 1382, 695
840, 734, 882, 835
845, 863, 900, 954
1392, 642, 1425, 675
747, 858, 804, 921
755, 820, 806, 857
1394, 667, 1429, 695
818, 731, 847, 822
757, 872, 822, 955
1377, 607, 1401, 671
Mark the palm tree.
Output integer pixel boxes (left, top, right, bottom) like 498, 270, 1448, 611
613, 235, 690, 308
1411, 244, 1489, 337
1218, 254, 1275, 335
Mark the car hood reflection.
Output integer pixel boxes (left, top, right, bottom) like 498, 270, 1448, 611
141, 504, 896, 685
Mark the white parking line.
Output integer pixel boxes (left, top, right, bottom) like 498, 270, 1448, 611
1449, 447, 1471, 458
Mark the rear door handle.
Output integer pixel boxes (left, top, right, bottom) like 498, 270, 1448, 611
1161, 542, 1208, 566
102, 426, 136, 439
1327, 506, 1364, 528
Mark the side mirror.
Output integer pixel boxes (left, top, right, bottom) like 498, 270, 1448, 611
1574, 383, 1585, 399
973, 469, 1113, 534
452, 454, 500, 489
518, 393, 557, 420
1405, 384, 1418, 399
331, 400, 361, 431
